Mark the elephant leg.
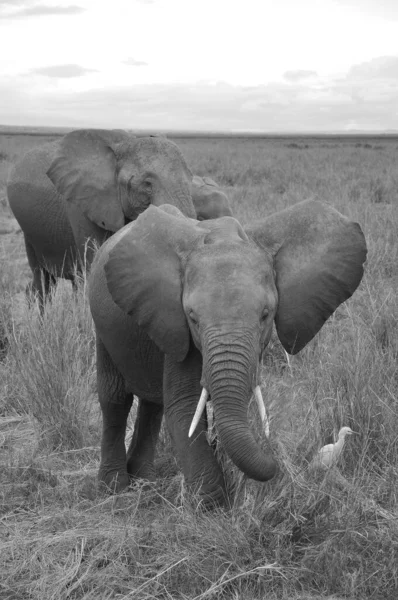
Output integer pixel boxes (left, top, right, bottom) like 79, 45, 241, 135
24, 237, 56, 313
96, 336, 133, 492
163, 348, 227, 508
71, 278, 79, 294
126, 398, 163, 481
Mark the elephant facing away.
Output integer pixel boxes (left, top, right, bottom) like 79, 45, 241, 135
191, 175, 232, 220
88, 199, 367, 507
7, 129, 196, 304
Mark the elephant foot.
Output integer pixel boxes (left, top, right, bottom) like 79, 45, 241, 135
199, 489, 228, 510
98, 465, 130, 493
189, 480, 228, 510
127, 458, 156, 482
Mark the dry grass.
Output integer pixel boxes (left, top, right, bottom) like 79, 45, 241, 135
6, 279, 98, 449
0, 132, 397, 599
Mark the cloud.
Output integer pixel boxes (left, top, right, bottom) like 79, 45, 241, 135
333, 0, 398, 20
0, 4, 85, 19
347, 56, 398, 80
2, 56, 398, 132
283, 70, 318, 82
331, 56, 398, 104
123, 57, 148, 67
30, 64, 98, 78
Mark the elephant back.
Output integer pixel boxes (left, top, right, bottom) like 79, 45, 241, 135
7, 140, 76, 273
7, 141, 65, 227
9, 141, 58, 192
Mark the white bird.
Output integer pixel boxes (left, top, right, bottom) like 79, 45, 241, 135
311, 426, 356, 469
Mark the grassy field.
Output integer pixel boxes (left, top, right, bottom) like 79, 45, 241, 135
0, 132, 397, 599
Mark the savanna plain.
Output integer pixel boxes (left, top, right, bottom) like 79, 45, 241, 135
0, 132, 397, 600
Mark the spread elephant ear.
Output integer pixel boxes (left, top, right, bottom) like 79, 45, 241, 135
46, 129, 130, 232
105, 205, 200, 361
246, 200, 367, 354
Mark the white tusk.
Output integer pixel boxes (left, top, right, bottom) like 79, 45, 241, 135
188, 388, 209, 438
253, 385, 266, 421
253, 385, 270, 438
264, 418, 270, 439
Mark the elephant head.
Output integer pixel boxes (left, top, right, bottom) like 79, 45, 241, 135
104, 200, 367, 483
46, 129, 196, 237
191, 175, 233, 220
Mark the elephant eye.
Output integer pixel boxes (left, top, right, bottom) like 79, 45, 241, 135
143, 180, 152, 194
261, 309, 269, 322
189, 312, 199, 326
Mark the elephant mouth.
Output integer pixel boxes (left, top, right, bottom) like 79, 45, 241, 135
124, 217, 133, 226
188, 385, 269, 439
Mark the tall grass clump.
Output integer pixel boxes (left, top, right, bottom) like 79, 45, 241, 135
0, 238, 26, 365
6, 276, 98, 451
236, 199, 398, 597
0, 269, 13, 362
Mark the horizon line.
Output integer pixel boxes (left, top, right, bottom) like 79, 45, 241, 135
1, 124, 398, 137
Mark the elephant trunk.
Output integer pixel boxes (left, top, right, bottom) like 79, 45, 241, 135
156, 181, 196, 219
203, 329, 277, 482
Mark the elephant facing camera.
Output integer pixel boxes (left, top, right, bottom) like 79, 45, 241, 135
88, 199, 367, 508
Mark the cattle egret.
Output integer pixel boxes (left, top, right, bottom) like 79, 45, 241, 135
312, 426, 356, 469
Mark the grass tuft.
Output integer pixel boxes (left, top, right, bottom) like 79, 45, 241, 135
5, 278, 98, 451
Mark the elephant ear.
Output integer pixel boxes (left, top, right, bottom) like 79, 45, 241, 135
47, 129, 130, 232
246, 200, 367, 354
105, 205, 201, 361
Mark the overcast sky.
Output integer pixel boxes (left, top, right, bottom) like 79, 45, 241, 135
1, 0, 398, 132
